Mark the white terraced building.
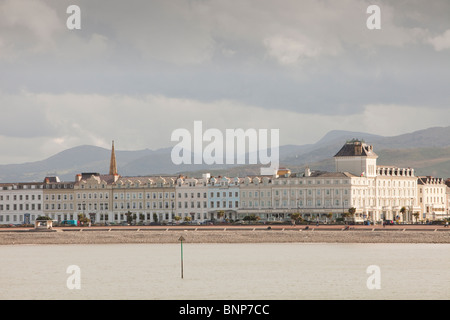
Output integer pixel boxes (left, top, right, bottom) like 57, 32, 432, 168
0, 182, 44, 225
269, 169, 354, 222
238, 175, 274, 221
175, 174, 210, 222
418, 176, 448, 222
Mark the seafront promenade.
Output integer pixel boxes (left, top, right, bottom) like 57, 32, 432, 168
0, 224, 449, 245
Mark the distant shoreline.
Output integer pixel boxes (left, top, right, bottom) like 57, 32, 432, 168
0, 226, 449, 245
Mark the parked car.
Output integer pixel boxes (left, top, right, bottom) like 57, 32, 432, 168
61, 220, 78, 226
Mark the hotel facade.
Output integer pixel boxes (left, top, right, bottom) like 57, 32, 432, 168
0, 140, 448, 225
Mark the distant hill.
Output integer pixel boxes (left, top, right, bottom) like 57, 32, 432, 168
376, 147, 450, 177
0, 126, 449, 182
374, 126, 450, 149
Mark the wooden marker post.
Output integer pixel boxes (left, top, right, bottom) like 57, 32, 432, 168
179, 236, 185, 279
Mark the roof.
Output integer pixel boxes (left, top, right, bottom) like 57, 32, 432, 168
77, 174, 118, 185
277, 171, 356, 178
334, 140, 378, 158
0, 182, 44, 188
44, 176, 60, 183
417, 176, 444, 185
308, 171, 356, 178
117, 175, 177, 183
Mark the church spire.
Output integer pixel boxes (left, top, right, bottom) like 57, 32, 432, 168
109, 140, 118, 175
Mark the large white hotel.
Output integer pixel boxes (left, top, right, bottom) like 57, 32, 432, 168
0, 140, 448, 225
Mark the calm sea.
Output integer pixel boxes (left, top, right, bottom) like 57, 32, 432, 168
0, 243, 448, 300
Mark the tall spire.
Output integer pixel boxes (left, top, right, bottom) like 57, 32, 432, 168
109, 140, 118, 175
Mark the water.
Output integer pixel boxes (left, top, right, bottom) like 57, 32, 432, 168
0, 243, 448, 300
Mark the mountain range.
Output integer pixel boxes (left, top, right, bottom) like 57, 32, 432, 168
1, 126, 449, 183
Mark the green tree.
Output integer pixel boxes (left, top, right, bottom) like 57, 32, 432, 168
400, 207, 407, 221
77, 213, 90, 223
36, 215, 52, 220
326, 213, 333, 223
125, 211, 133, 224
290, 213, 301, 225
217, 210, 225, 221
344, 207, 356, 223
174, 216, 182, 224
243, 214, 260, 224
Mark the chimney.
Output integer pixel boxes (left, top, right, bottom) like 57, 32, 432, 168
202, 173, 211, 180
355, 142, 362, 156
305, 167, 311, 177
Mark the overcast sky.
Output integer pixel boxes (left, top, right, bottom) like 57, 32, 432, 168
0, 0, 449, 164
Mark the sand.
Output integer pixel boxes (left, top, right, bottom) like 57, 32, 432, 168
0, 229, 449, 245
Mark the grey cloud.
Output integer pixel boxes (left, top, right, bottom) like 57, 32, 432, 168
0, 0, 448, 152
0, 93, 58, 138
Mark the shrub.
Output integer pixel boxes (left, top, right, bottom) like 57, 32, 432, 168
36, 216, 52, 220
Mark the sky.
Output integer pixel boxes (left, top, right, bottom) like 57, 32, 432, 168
0, 0, 449, 164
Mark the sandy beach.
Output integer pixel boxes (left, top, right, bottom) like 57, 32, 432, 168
0, 226, 449, 245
